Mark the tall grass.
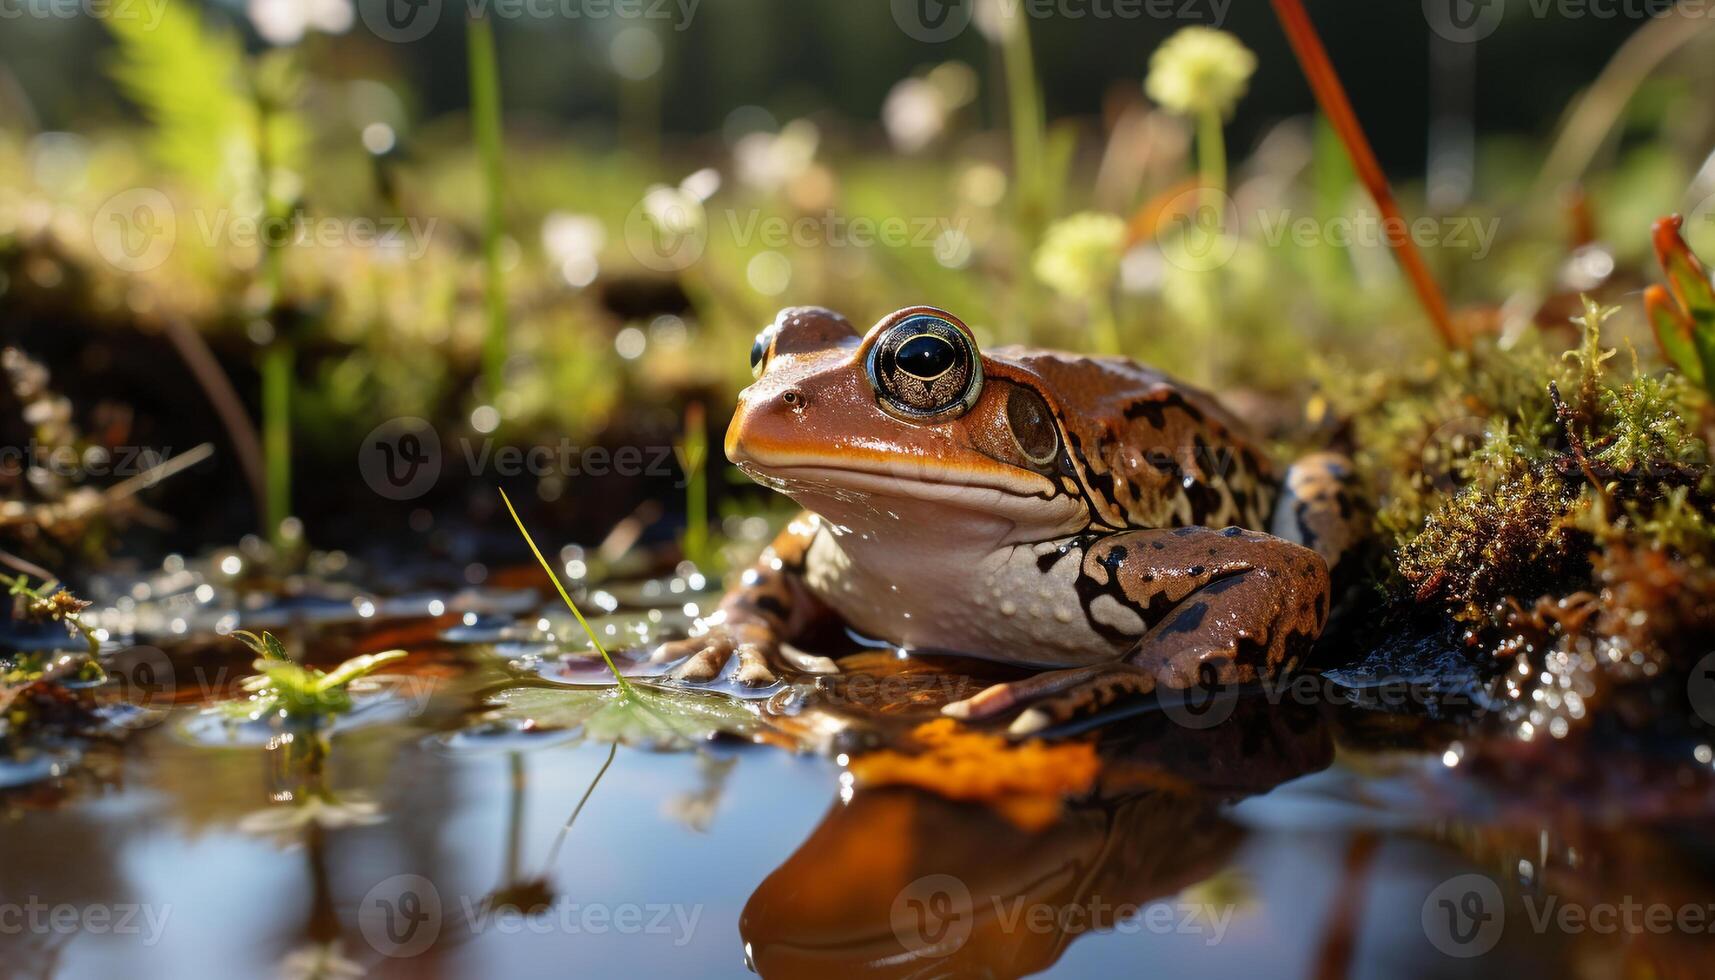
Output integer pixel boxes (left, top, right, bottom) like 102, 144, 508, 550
469, 16, 509, 399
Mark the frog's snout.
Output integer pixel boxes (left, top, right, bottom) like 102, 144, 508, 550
725, 378, 813, 469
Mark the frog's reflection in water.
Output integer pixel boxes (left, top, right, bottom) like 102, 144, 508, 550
741, 698, 1332, 978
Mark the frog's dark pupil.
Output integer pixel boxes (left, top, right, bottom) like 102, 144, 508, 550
895, 334, 957, 380
749, 337, 765, 369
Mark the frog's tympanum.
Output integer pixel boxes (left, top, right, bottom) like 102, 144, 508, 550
654, 306, 1363, 734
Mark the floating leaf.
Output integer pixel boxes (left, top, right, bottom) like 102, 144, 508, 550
481, 684, 760, 750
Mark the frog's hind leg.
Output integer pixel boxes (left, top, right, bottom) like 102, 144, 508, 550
1270, 450, 1366, 574
943, 526, 1331, 735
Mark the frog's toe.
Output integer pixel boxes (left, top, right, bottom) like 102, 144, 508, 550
665, 638, 735, 682
1007, 707, 1055, 737
732, 645, 777, 686
941, 663, 1156, 732
654, 631, 780, 686
939, 662, 1152, 731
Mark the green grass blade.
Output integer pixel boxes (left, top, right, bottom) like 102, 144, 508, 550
469, 16, 509, 399
498, 488, 632, 692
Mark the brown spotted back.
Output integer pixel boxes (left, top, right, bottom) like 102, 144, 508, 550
986, 348, 1279, 532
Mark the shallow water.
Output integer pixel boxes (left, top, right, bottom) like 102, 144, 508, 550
4, 563, 1714, 980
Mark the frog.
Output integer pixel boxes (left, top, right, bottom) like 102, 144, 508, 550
652, 305, 1364, 735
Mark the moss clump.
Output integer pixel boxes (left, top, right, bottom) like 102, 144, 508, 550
1325, 289, 1715, 736
1397, 468, 1585, 619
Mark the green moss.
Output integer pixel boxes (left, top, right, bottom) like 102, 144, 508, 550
1396, 467, 1585, 620
1328, 293, 1715, 631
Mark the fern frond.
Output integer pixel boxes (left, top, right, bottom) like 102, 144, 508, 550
103, 1, 302, 199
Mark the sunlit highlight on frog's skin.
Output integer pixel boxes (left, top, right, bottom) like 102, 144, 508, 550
654, 306, 1366, 735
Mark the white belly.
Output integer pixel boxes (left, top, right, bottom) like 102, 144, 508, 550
801, 528, 1133, 667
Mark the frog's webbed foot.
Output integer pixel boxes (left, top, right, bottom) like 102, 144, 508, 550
651, 619, 780, 686
648, 510, 833, 688
943, 525, 1331, 736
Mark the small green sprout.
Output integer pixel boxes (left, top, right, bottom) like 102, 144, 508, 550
2, 573, 100, 659
229, 630, 405, 721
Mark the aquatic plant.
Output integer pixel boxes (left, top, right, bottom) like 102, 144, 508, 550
2, 574, 99, 659
228, 630, 405, 722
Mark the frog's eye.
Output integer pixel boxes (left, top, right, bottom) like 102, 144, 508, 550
749, 331, 769, 378
866, 312, 983, 420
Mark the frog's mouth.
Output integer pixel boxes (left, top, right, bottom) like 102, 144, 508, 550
730, 449, 1081, 537
733, 450, 1054, 502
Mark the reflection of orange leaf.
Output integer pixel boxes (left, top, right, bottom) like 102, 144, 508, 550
849, 718, 1099, 831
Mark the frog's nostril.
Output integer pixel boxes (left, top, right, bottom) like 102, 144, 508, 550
781, 388, 806, 410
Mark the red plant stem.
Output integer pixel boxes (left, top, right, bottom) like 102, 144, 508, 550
1269, 0, 1462, 350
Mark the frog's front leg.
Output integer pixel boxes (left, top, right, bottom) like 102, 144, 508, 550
650, 512, 833, 686
943, 526, 1330, 735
